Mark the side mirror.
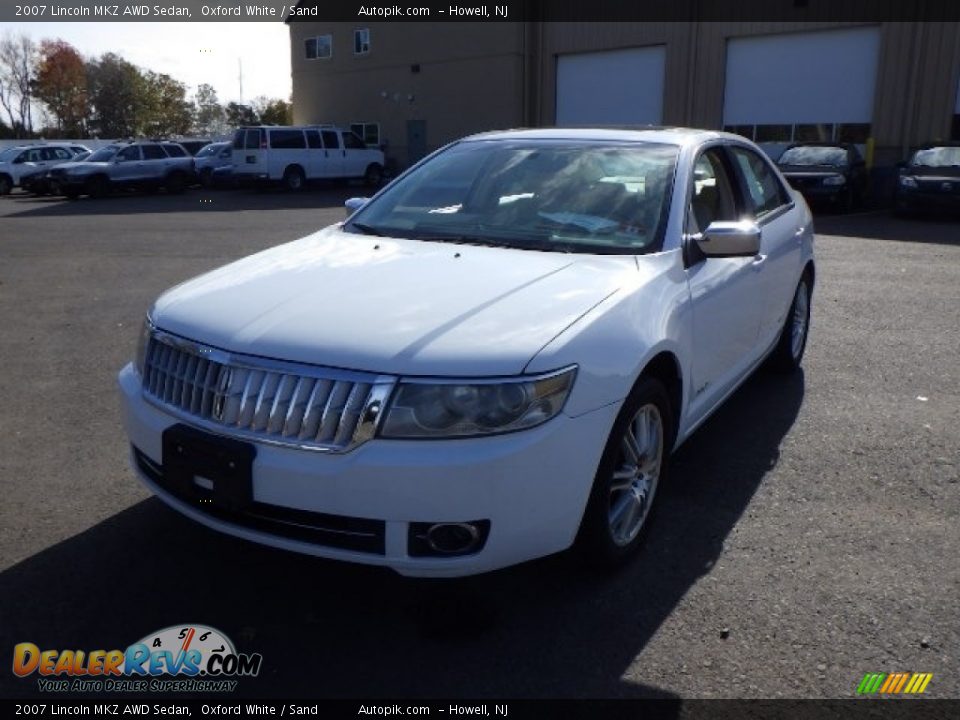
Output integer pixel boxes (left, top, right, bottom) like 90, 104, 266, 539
344, 196, 369, 219
696, 220, 761, 258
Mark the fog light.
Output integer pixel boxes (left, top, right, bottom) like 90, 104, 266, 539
408, 520, 490, 557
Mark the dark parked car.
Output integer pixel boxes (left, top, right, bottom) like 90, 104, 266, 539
776, 143, 867, 212
894, 143, 960, 216
175, 139, 213, 156
20, 151, 91, 195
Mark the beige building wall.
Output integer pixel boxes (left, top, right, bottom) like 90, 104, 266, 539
290, 22, 528, 167
290, 17, 960, 170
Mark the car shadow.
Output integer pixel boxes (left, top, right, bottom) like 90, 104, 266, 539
0, 185, 372, 218
814, 210, 960, 246
0, 369, 804, 701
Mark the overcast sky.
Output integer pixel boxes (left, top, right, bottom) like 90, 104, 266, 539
2, 22, 292, 106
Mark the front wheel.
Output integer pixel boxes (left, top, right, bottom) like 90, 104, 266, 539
576, 376, 673, 569
0, 175, 12, 195
768, 275, 812, 372
165, 172, 186, 194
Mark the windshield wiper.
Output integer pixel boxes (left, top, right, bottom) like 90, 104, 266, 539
416, 234, 573, 253
347, 222, 386, 236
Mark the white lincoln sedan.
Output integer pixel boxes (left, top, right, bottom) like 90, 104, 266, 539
119, 128, 815, 577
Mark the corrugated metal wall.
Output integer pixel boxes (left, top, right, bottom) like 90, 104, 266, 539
539, 20, 960, 157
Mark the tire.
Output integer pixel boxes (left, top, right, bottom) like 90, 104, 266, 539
0, 175, 12, 196
199, 168, 214, 188
838, 188, 854, 214
282, 165, 305, 191
165, 172, 186, 194
768, 273, 812, 373
63, 189, 79, 200
363, 163, 383, 188
576, 376, 674, 569
87, 175, 109, 199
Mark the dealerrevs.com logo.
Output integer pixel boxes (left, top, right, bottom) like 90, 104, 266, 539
12, 624, 263, 693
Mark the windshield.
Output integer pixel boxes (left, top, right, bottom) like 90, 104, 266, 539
910, 146, 960, 167
86, 145, 120, 162
346, 139, 678, 254
779, 146, 847, 166
0, 146, 24, 161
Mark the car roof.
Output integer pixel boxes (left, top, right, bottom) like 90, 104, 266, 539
460, 126, 730, 147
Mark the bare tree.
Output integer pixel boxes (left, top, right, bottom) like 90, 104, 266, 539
0, 33, 38, 137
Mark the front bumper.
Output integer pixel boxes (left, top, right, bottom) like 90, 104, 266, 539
119, 363, 618, 577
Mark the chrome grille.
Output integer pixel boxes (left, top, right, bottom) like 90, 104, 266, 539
142, 331, 394, 452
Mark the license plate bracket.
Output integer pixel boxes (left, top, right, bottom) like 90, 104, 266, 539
162, 424, 256, 512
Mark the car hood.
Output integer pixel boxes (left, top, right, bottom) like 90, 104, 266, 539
151, 226, 636, 376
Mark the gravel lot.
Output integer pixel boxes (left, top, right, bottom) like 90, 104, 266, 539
0, 188, 957, 700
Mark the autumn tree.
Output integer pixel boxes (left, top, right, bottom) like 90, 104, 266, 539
34, 39, 88, 135
0, 33, 37, 137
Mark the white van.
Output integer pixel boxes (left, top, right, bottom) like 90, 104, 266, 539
232, 126, 385, 190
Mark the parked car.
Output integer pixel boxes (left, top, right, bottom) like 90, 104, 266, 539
776, 142, 867, 212
894, 143, 960, 216
193, 141, 233, 187
20, 151, 91, 195
0, 143, 91, 195
50, 141, 195, 199
231, 125, 384, 190
175, 138, 213, 156
119, 128, 815, 577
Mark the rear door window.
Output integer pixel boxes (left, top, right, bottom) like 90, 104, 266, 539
342, 132, 366, 149
269, 129, 307, 149
142, 144, 166, 160
306, 130, 322, 149
321, 130, 340, 150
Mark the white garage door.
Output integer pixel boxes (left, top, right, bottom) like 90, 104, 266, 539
723, 26, 880, 151
556, 46, 665, 126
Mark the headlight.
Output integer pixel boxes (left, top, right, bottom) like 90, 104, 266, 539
822, 175, 846, 186
379, 367, 576, 439
899, 175, 918, 189
134, 317, 153, 376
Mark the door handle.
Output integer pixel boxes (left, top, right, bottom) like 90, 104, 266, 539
752, 254, 767, 268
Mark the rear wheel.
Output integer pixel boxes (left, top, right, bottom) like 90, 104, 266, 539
282, 165, 305, 191
199, 167, 213, 187
363, 163, 383, 188
576, 376, 673, 569
768, 274, 812, 372
0, 174, 12, 195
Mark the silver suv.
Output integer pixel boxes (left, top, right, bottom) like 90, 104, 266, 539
52, 141, 194, 199
0, 144, 91, 195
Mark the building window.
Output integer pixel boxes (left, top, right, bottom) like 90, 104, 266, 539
350, 122, 380, 147
305, 34, 332, 60
354, 28, 370, 55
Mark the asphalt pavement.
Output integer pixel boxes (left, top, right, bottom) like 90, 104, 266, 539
0, 190, 957, 700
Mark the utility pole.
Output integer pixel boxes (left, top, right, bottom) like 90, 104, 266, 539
238, 58, 244, 103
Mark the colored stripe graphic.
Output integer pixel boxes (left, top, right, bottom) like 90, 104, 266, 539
857, 673, 886, 694
857, 672, 933, 694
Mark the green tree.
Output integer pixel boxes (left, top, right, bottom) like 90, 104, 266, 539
193, 83, 225, 136
33, 39, 88, 135
225, 101, 257, 127
139, 71, 192, 136
251, 95, 292, 125
86, 52, 142, 137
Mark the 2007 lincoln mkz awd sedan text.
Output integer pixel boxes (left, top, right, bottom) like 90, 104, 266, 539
119, 128, 815, 577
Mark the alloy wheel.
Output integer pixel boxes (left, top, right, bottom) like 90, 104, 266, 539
608, 403, 663, 547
